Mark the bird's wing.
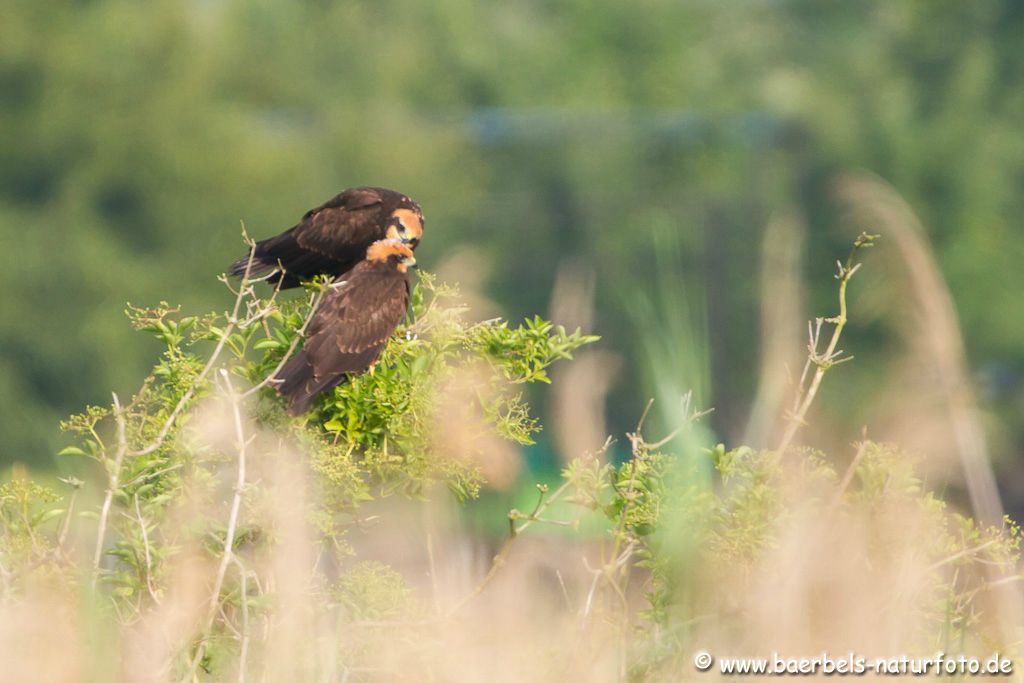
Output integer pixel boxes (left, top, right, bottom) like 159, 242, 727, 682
305, 267, 410, 359
274, 265, 409, 412
293, 188, 386, 260
302, 187, 384, 218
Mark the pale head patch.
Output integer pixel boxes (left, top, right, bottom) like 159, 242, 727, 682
387, 208, 424, 244
367, 239, 416, 267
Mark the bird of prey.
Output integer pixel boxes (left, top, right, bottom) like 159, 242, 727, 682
274, 239, 417, 415
229, 187, 424, 289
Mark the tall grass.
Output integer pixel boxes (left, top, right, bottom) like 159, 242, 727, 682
1, 212, 1021, 681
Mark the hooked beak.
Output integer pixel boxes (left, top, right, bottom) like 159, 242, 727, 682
386, 227, 419, 249
402, 255, 418, 269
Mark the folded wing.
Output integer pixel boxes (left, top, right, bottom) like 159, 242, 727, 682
229, 187, 389, 288
274, 263, 410, 414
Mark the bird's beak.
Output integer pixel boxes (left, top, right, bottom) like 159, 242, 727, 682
402, 255, 418, 269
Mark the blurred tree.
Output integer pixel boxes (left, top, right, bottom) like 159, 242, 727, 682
2, 0, 1023, 491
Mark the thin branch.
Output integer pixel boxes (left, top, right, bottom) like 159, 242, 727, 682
626, 391, 712, 453
56, 479, 82, 549
554, 569, 572, 611
182, 370, 250, 683
122, 463, 184, 490
233, 557, 250, 683
426, 533, 442, 618
635, 399, 654, 434
446, 475, 578, 616
985, 574, 1024, 590
93, 392, 129, 581
241, 288, 324, 399
134, 493, 161, 605
580, 565, 601, 622
817, 429, 872, 523
642, 407, 715, 451
131, 243, 258, 458
926, 539, 1000, 574
776, 233, 878, 454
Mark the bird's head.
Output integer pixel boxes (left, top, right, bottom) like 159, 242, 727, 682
385, 208, 424, 248
367, 239, 418, 273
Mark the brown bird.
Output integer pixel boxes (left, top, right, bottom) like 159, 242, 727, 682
230, 187, 423, 289
274, 239, 417, 415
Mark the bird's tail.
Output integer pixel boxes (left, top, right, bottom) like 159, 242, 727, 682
228, 231, 319, 289
274, 354, 345, 416
228, 246, 278, 280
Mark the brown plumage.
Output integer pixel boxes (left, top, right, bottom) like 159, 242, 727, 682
274, 239, 417, 415
230, 187, 424, 289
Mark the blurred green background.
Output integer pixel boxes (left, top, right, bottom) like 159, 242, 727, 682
3, 1, 1023, 508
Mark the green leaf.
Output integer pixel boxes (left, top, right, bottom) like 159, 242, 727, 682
134, 483, 155, 497
32, 508, 66, 526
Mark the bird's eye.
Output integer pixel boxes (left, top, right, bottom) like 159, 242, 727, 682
385, 219, 406, 242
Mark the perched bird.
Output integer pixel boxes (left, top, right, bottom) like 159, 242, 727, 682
230, 187, 424, 289
274, 239, 417, 415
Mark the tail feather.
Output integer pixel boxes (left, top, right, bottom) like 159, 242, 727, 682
274, 353, 347, 416
273, 346, 383, 416
229, 251, 279, 279
229, 232, 288, 278
228, 230, 344, 289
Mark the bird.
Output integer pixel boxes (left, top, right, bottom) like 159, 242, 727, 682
274, 238, 417, 415
229, 187, 424, 289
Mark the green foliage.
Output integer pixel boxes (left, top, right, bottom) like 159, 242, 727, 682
557, 438, 1023, 678
0, 474, 62, 568
335, 560, 414, 621
1, 240, 1021, 679
706, 445, 785, 564
304, 274, 595, 499
5, 270, 592, 608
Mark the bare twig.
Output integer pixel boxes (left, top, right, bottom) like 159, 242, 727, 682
234, 557, 251, 683
93, 392, 129, 581
130, 242, 258, 458
626, 393, 713, 453
554, 569, 572, 611
132, 493, 161, 605
985, 575, 1024, 590
776, 233, 878, 454
580, 564, 601, 622
122, 463, 184, 490
635, 399, 654, 434
241, 288, 324, 398
447, 476, 578, 616
426, 533, 441, 617
182, 370, 251, 683
826, 429, 871, 518
926, 539, 1000, 574
56, 478, 82, 549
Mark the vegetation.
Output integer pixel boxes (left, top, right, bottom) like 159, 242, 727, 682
2, 1, 1023, 677
1, 235, 1020, 680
